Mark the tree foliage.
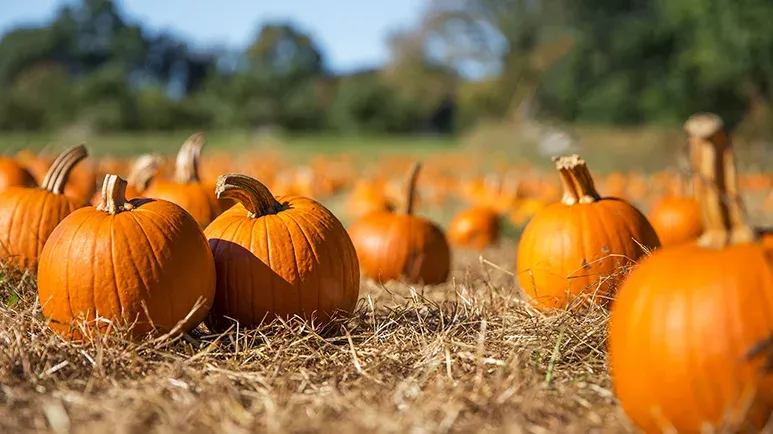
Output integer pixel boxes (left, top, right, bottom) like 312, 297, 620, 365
2, 0, 773, 133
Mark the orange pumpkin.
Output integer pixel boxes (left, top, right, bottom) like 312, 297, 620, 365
448, 206, 500, 250
143, 133, 220, 227
203, 174, 360, 330
609, 113, 773, 433
0, 145, 90, 270
37, 174, 216, 341
515, 154, 660, 310
348, 162, 451, 285
0, 156, 36, 193
648, 195, 702, 246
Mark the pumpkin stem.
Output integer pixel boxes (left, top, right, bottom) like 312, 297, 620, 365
553, 156, 578, 205
96, 174, 135, 214
174, 132, 205, 184
215, 173, 282, 218
127, 154, 163, 192
40, 144, 88, 195
402, 161, 422, 215
684, 113, 756, 248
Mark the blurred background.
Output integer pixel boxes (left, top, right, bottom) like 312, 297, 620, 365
2, 0, 773, 228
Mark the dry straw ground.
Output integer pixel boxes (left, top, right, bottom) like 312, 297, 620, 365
0, 241, 635, 434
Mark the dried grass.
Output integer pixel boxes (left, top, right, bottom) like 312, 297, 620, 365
0, 242, 634, 433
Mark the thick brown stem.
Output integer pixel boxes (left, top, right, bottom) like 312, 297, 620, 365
174, 132, 205, 184
553, 154, 600, 205
96, 174, 134, 214
127, 154, 162, 192
40, 144, 88, 194
215, 174, 282, 218
684, 113, 756, 248
402, 162, 422, 215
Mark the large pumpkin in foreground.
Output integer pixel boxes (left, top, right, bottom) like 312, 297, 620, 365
0, 145, 90, 270
348, 162, 451, 285
38, 174, 216, 341
143, 132, 220, 227
203, 173, 360, 331
609, 113, 773, 433
515, 154, 660, 311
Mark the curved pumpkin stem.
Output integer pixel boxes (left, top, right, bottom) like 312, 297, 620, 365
174, 132, 205, 184
402, 161, 422, 215
127, 153, 163, 192
684, 113, 756, 248
215, 173, 282, 218
96, 174, 134, 214
40, 144, 88, 195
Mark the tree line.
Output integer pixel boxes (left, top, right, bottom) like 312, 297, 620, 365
2, 0, 773, 135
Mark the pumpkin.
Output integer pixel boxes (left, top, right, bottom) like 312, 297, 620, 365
0, 156, 36, 193
203, 174, 360, 330
143, 133, 220, 227
90, 153, 164, 205
609, 113, 773, 433
448, 206, 500, 250
647, 195, 702, 246
0, 145, 90, 270
348, 162, 451, 285
515, 154, 660, 310
37, 174, 216, 341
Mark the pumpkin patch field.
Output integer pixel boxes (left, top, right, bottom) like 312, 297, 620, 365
3, 119, 773, 433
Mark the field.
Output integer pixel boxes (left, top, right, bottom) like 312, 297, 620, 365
2, 122, 773, 433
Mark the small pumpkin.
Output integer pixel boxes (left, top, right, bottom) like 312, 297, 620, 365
609, 113, 773, 433
0, 145, 90, 270
448, 206, 501, 250
348, 162, 451, 285
203, 174, 360, 330
143, 133, 220, 227
648, 172, 703, 246
515, 154, 660, 310
0, 156, 36, 193
37, 174, 216, 341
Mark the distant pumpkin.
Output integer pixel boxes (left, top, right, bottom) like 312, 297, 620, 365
143, 133, 220, 227
648, 195, 703, 246
348, 162, 451, 285
448, 206, 500, 250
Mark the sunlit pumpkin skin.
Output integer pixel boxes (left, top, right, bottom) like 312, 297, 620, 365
516, 154, 660, 310
610, 113, 773, 433
204, 174, 360, 330
0, 157, 36, 192
448, 206, 500, 250
37, 174, 216, 341
143, 133, 220, 227
0, 145, 89, 270
348, 162, 451, 285
648, 196, 703, 246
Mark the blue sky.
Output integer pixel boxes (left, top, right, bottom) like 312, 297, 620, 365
0, 0, 429, 73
